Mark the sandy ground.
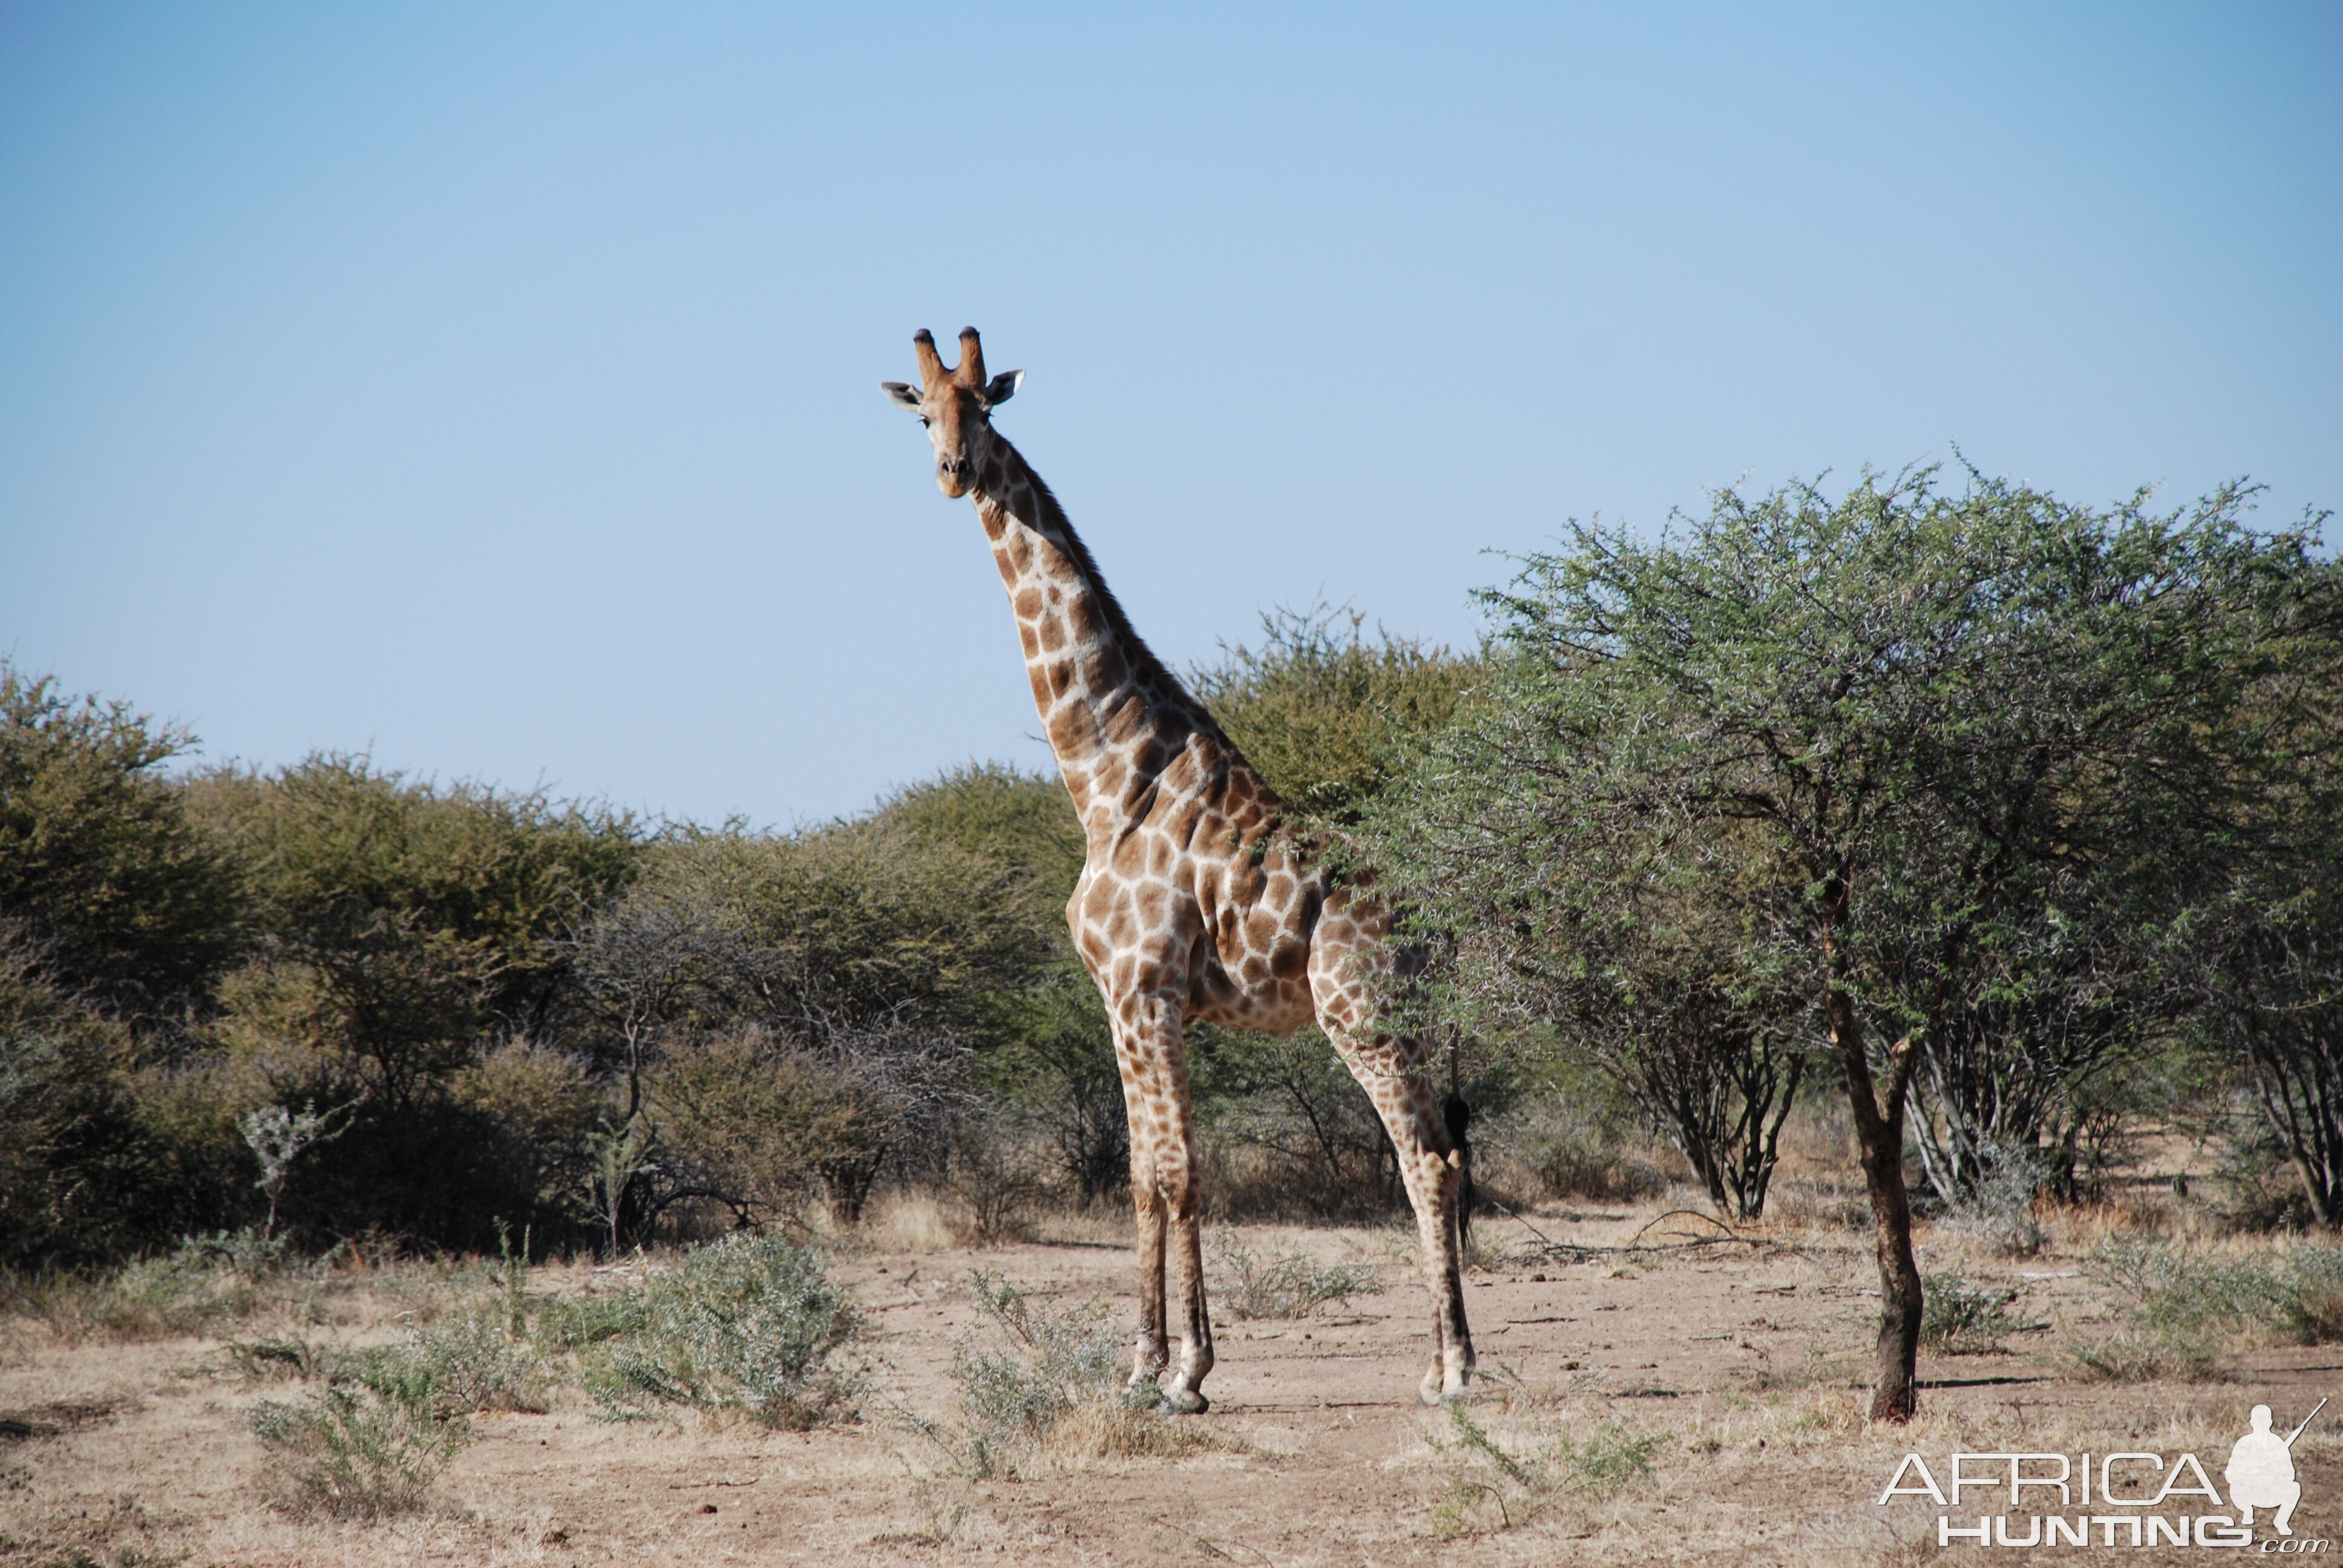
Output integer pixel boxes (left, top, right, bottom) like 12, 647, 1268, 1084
5, 1198, 2339, 1566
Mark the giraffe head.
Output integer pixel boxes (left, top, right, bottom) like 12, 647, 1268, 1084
881, 327, 1025, 498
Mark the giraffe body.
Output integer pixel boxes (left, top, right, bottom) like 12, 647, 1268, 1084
884, 329, 1474, 1409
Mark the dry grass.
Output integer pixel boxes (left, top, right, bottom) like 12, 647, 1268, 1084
5, 1184, 2342, 1566
852, 1191, 961, 1254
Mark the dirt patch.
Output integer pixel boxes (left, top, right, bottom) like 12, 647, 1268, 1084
4, 1201, 2338, 1565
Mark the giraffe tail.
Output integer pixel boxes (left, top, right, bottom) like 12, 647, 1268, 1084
1443, 1094, 1474, 1252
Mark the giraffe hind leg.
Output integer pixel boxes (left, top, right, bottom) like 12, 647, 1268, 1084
1320, 1018, 1475, 1402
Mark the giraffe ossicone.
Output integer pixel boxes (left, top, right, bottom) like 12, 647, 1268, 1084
882, 327, 1475, 1410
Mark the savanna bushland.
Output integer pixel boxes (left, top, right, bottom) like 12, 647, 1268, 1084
5, 466, 2342, 1564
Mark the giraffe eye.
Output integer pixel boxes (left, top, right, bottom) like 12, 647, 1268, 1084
918, 416, 930, 428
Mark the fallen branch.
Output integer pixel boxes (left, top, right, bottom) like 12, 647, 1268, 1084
1630, 1208, 1738, 1243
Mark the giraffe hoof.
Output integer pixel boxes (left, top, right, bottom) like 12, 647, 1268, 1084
1419, 1365, 1473, 1404
1161, 1387, 1208, 1415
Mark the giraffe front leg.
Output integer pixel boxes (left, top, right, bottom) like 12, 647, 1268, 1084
1112, 998, 1183, 1397
1112, 990, 1211, 1413
1159, 1146, 1214, 1413
1128, 1177, 1169, 1390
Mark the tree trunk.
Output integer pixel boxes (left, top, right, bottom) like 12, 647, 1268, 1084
1827, 985, 1924, 1422
1733, 1051, 1802, 1220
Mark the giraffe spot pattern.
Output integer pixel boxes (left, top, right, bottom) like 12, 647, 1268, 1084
916, 356, 1474, 1405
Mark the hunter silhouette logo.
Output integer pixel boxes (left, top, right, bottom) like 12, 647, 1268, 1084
2229, 1400, 2323, 1538
1877, 1398, 2331, 1550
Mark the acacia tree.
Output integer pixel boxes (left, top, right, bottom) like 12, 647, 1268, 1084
2196, 618, 2343, 1224
2214, 892, 2343, 1225
1193, 603, 1484, 825
0, 665, 246, 1031
1368, 466, 2327, 1420
1372, 739, 1815, 1221
1561, 863, 1812, 1221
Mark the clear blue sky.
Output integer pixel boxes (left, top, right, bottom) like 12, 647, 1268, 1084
4, 4, 2336, 826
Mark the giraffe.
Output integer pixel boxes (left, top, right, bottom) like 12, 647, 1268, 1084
882, 328, 1473, 1412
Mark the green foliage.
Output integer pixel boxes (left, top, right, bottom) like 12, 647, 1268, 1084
579, 1233, 862, 1427
1209, 1238, 1382, 1319
868, 762, 1087, 907
162, 756, 643, 1251
364, 1312, 549, 1417
2195, 706, 2343, 1226
863, 766, 1132, 1205
7, 457, 2330, 1277
1368, 469, 2328, 1192
247, 1357, 473, 1518
1363, 465, 2341, 1413
1918, 1270, 2027, 1353
620, 814, 1048, 1044
0, 1008, 166, 1266
1191, 603, 1483, 824
0, 663, 246, 1025
189, 754, 639, 1102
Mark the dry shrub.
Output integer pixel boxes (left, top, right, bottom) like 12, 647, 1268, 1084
245, 1266, 557, 1518
228, 1334, 337, 1380
949, 1270, 1124, 1475
937, 1119, 1047, 1247
248, 1349, 473, 1518
448, 1038, 603, 1218
1045, 1399, 1233, 1463
1536, 1146, 1670, 1204
1918, 1270, 2028, 1353
1427, 1401, 1665, 1535
13, 1227, 307, 1342
1208, 1237, 1381, 1319
2071, 1326, 2228, 1383
942, 1270, 1230, 1475
2068, 1240, 2343, 1382
392, 1311, 549, 1414
580, 1233, 863, 1427
1203, 1138, 1404, 1223
1480, 1104, 1668, 1206
1765, 1176, 1871, 1233
1937, 1142, 2050, 1256
654, 1027, 886, 1227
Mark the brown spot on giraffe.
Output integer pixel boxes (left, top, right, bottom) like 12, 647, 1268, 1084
882, 328, 1474, 1412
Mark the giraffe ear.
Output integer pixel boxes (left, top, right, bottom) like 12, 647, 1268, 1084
983, 370, 1024, 406
880, 381, 923, 410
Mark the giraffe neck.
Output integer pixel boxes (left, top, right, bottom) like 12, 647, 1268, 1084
970, 436, 1223, 832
